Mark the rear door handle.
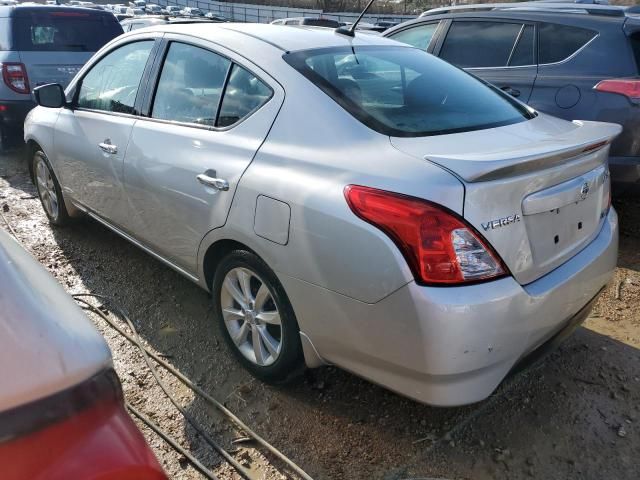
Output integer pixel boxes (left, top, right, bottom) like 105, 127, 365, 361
500, 86, 521, 98
197, 173, 229, 191
98, 140, 118, 155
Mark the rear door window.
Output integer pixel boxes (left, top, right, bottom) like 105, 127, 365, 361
538, 23, 596, 64
12, 12, 122, 52
216, 65, 273, 127
77, 40, 154, 114
439, 21, 524, 68
388, 22, 441, 51
509, 24, 534, 66
151, 42, 231, 126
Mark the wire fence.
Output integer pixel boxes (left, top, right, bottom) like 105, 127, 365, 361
153, 0, 417, 24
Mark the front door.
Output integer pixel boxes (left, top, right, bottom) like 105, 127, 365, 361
53, 40, 156, 225
123, 39, 283, 272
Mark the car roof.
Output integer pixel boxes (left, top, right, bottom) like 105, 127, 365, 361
153, 22, 404, 53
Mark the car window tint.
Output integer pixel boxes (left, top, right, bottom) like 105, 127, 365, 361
285, 46, 532, 137
509, 24, 534, 66
538, 23, 596, 64
389, 22, 440, 50
217, 65, 272, 127
77, 40, 154, 114
152, 42, 231, 126
440, 21, 523, 68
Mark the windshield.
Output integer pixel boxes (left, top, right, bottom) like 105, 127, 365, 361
12, 12, 122, 52
284, 46, 534, 137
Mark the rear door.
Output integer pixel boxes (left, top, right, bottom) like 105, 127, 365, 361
123, 36, 283, 273
12, 9, 123, 88
435, 19, 538, 102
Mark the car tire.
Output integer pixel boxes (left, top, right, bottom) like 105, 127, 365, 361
212, 249, 304, 383
32, 149, 70, 226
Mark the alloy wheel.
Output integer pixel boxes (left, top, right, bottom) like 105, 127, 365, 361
35, 157, 59, 220
220, 267, 282, 366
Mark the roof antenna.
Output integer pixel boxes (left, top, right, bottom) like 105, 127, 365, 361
335, 0, 376, 37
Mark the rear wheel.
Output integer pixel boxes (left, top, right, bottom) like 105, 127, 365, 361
212, 250, 304, 383
33, 150, 70, 226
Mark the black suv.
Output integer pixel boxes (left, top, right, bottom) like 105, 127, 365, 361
384, 2, 640, 192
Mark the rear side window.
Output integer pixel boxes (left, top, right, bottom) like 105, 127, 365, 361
77, 41, 154, 114
538, 23, 596, 64
151, 42, 272, 128
217, 65, 272, 127
388, 22, 440, 50
152, 42, 231, 126
12, 12, 123, 52
285, 46, 533, 137
440, 21, 525, 68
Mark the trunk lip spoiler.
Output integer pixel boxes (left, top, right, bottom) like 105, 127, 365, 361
423, 124, 622, 183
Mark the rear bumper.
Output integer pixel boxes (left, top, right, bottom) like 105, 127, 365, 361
286, 208, 618, 406
0, 99, 35, 131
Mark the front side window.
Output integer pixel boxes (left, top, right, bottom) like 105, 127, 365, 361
440, 21, 524, 68
388, 22, 440, 51
77, 40, 154, 114
509, 24, 535, 66
538, 23, 596, 64
285, 46, 533, 137
152, 42, 231, 126
217, 65, 272, 127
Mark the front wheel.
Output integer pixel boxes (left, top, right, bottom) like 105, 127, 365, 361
212, 250, 304, 383
33, 150, 70, 226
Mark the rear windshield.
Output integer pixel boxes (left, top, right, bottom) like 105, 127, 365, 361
630, 32, 640, 73
284, 46, 533, 137
11, 12, 122, 52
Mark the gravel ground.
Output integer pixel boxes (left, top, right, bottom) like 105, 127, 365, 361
1, 147, 639, 480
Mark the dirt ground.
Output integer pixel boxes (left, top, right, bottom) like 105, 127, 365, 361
1, 148, 638, 480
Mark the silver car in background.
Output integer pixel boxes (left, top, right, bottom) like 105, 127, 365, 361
24, 24, 620, 406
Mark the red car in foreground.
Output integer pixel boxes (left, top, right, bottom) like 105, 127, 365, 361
0, 228, 165, 480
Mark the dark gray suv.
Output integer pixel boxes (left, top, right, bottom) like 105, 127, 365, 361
0, 5, 122, 148
384, 2, 640, 191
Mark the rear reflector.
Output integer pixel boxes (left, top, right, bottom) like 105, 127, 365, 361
594, 79, 640, 100
1, 63, 30, 94
344, 185, 507, 285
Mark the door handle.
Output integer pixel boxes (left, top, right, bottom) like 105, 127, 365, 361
197, 173, 229, 191
500, 86, 521, 98
98, 140, 118, 154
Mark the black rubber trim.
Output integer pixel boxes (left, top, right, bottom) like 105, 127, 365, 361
0, 368, 122, 443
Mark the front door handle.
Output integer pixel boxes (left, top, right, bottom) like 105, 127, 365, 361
500, 86, 521, 98
197, 173, 229, 191
98, 140, 118, 154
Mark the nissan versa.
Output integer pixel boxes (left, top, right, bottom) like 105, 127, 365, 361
24, 24, 620, 406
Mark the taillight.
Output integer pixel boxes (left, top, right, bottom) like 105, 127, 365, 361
344, 185, 507, 285
594, 78, 640, 101
1, 62, 30, 94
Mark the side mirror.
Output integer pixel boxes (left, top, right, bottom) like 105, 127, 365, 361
33, 83, 66, 108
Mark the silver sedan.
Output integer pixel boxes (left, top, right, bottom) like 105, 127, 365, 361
24, 23, 620, 406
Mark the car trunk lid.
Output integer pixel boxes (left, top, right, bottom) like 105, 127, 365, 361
19, 52, 92, 88
391, 115, 622, 285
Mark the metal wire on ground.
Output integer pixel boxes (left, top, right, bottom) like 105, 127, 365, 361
74, 293, 314, 480
127, 402, 220, 480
